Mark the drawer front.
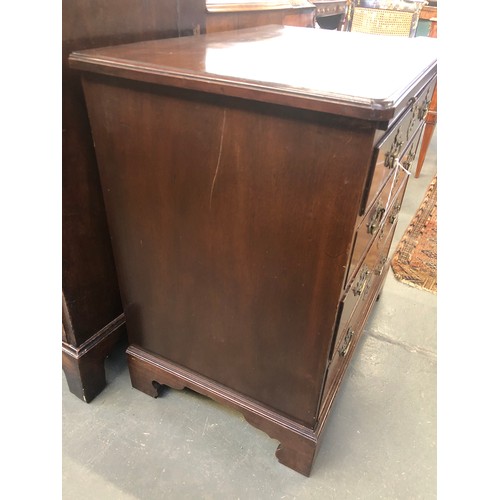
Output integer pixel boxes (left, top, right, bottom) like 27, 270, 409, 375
399, 121, 425, 176
346, 172, 393, 288
336, 226, 388, 355
359, 76, 436, 216
377, 176, 407, 254
346, 136, 415, 290
320, 216, 398, 409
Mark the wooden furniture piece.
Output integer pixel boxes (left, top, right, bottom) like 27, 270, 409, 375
415, 15, 437, 178
418, 2, 437, 23
62, 0, 315, 403
340, 0, 437, 177
343, 0, 427, 36
62, 0, 208, 402
206, 0, 316, 31
70, 26, 436, 474
312, 1, 347, 29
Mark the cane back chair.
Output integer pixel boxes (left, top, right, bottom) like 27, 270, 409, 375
343, 0, 427, 37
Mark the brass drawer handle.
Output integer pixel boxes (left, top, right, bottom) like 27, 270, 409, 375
389, 203, 401, 224
338, 328, 354, 357
353, 265, 370, 297
384, 128, 403, 169
402, 142, 418, 172
407, 102, 418, 139
418, 102, 429, 120
418, 88, 431, 120
375, 256, 387, 276
385, 154, 396, 170
367, 204, 385, 234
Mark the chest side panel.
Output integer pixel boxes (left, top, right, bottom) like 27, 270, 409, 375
82, 75, 375, 426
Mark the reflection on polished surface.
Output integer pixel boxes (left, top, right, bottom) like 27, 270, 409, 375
206, 0, 314, 12
203, 27, 435, 104
70, 25, 436, 115
343, 0, 427, 37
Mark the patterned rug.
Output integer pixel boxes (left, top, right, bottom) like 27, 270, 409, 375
391, 176, 437, 293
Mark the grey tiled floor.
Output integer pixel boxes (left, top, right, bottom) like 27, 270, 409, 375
62, 132, 437, 499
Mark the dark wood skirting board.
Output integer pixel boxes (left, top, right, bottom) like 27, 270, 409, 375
126, 263, 387, 477
62, 313, 126, 403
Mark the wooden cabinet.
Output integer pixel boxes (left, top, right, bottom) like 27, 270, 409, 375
312, 1, 347, 30
62, 0, 315, 403
205, 0, 316, 31
62, 0, 209, 402
69, 26, 436, 474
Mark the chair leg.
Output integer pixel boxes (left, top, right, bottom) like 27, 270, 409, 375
415, 83, 437, 179
415, 115, 436, 178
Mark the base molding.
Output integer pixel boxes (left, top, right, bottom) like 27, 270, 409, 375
125, 266, 388, 475
124, 262, 389, 475
62, 314, 126, 403
127, 344, 323, 476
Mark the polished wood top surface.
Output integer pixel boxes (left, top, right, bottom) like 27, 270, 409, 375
206, 0, 315, 12
70, 25, 437, 120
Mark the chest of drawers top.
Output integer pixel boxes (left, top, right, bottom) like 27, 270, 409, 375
69, 25, 437, 123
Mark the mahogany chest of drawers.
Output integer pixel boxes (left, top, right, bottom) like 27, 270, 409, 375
70, 26, 437, 476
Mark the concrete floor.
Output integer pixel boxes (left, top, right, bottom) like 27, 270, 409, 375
62, 132, 437, 499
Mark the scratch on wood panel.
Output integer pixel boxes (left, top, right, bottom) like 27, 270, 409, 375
209, 109, 227, 209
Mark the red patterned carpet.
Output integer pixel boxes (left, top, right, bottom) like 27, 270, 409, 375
391, 176, 437, 293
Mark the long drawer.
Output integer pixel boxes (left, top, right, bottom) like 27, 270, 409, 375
338, 182, 404, 346
320, 210, 399, 410
345, 119, 423, 291
359, 76, 436, 216
345, 166, 403, 289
